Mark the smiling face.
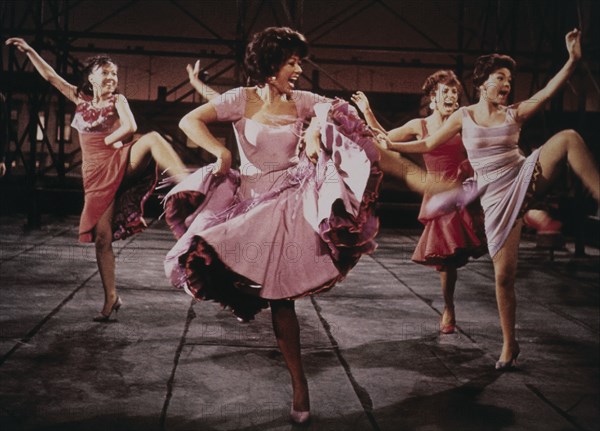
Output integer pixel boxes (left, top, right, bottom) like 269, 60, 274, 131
270, 55, 302, 95
87, 62, 118, 96
481, 67, 512, 105
431, 83, 460, 116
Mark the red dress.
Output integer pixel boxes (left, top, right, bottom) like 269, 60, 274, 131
412, 120, 487, 269
71, 94, 157, 243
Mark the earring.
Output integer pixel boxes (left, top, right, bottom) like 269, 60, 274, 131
268, 76, 276, 82
454, 102, 459, 109
429, 100, 436, 111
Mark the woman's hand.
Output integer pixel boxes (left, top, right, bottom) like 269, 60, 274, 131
351, 91, 371, 114
565, 28, 581, 62
212, 148, 232, 176
186, 60, 201, 86
373, 130, 390, 150
304, 118, 321, 164
5, 37, 32, 53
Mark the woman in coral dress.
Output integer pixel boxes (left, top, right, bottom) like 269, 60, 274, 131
353, 71, 487, 334
163, 27, 381, 424
6, 37, 188, 321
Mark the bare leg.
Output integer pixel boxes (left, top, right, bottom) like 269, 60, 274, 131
378, 147, 460, 196
440, 266, 457, 330
492, 219, 523, 364
535, 129, 600, 201
94, 202, 119, 316
128, 131, 188, 179
270, 300, 309, 412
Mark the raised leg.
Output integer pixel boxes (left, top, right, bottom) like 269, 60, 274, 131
535, 129, 600, 201
492, 219, 523, 366
127, 131, 188, 179
270, 300, 309, 413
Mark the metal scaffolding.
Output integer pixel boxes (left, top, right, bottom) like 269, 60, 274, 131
1, 0, 598, 231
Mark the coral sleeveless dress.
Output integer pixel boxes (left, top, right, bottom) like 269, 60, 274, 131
163, 88, 382, 321
71, 94, 158, 243
460, 107, 540, 257
412, 120, 487, 269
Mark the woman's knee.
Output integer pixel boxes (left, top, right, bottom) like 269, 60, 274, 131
556, 129, 583, 146
95, 231, 113, 251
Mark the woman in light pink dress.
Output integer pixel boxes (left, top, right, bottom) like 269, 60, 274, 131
163, 27, 382, 424
385, 29, 599, 370
6, 37, 188, 322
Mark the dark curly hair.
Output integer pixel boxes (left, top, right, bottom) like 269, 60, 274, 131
244, 27, 308, 86
76, 55, 117, 96
472, 54, 516, 90
421, 70, 463, 113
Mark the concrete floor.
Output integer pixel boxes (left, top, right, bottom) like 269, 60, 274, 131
0, 214, 598, 431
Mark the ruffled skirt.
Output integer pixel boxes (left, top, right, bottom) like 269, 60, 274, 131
163, 100, 382, 321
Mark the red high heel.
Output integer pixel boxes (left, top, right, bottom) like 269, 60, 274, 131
523, 210, 562, 234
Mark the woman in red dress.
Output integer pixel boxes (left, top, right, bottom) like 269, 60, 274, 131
6, 37, 188, 321
353, 70, 487, 334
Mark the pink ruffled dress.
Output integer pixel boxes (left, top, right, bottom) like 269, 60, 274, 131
163, 88, 382, 321
412, 120, 487, 269
71, 94, 158, 243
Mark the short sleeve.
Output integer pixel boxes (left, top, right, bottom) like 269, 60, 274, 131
292, 90, 331, 120
210, 88, 246, 122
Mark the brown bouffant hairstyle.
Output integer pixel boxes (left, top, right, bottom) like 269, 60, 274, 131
472, 54, 516, 90
421, 70, 463, 114
76, 55, 116, 96
244, 27, 308, 86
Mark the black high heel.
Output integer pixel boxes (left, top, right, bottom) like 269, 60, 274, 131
93, 296, 122, 322
495, 345, 520, 371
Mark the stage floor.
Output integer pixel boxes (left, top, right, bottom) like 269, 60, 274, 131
0, 214, 598, 431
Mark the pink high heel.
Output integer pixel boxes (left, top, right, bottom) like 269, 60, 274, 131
290, 406, 310, 425
424, 179, 484, 218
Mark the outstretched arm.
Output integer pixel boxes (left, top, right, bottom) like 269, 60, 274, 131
388, 110, 462, 153
5, 38, 78, 103
187, 60, 220, 102
179, 103, 231, 175
514, 29, 581, 123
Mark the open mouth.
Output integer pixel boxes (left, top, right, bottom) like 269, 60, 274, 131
288, 76, 298, 89
498, 90, 509, 98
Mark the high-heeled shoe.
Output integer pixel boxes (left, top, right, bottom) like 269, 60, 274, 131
93, 296, 122, 322
439, 308, 456, 334
523, 209, 562, 234
423, 179, 485, 218
495, 346, 521, 371
290, 406, 310, 425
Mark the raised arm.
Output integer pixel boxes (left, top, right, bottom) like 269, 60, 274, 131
351, 91, 386, 134
102, 95, 137, 148
514, 29, 581, 123
179, 103, 231, 175
388, 110, 462, 153
187, 60, 220, 102
5, 38, 78, 103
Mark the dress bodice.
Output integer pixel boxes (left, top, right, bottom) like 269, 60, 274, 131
420, 119, 467, 179
71, 94, 119, 134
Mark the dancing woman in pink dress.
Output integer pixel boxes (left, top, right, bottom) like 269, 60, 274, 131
163, 27, 382, 424
353, 70, 487, 334
6, 38, 188, 321
385, 29, 600, 370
